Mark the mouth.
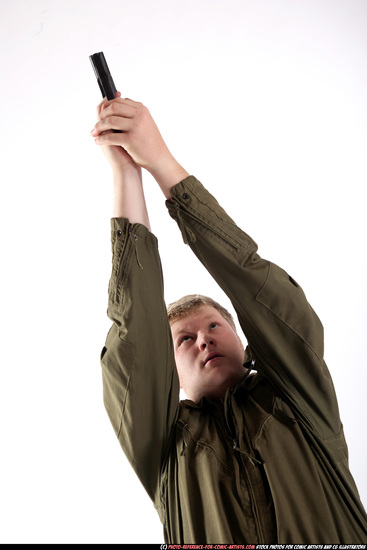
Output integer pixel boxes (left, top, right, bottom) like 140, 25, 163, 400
204, 353, 224, 366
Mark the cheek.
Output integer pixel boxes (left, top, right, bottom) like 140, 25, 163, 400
175, 357, 188, 390
175, 349, 195, 384
229, 336, 245, 362
174, 350, 186, 377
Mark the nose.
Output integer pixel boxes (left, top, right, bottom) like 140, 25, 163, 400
199, 332, 216, 351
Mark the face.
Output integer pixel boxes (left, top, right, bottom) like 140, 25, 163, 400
170, 305, 245, 402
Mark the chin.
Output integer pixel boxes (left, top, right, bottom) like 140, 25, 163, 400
206, 372, 242, 399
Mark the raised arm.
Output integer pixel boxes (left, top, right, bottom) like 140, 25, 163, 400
93, 95, 180, 508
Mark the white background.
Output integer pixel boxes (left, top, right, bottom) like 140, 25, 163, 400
1, 0, 366, 544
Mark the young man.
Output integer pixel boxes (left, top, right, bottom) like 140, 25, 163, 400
91, 96, 367, 544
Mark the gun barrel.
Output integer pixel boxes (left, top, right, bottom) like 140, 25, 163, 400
89, 52, 117, 100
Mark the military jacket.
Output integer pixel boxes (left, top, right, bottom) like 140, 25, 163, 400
101, 176, 367, 543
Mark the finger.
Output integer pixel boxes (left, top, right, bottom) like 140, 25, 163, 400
99, 96, 131, 109
122, 98, 143, 108
97, 101, 137, 125
94, 131, 129, 147
99, 95, 123, 114
101, 96, 143, 110
92, 115, 134, 136
96, 96, 108, 116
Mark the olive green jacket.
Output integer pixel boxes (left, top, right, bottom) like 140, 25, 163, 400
101, 176, 367, 544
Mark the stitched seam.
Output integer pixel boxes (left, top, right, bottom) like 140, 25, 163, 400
179, 204, 248, 252
178, 423, 233, 473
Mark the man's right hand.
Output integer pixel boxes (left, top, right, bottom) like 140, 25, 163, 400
91, 96, 172, 171
91, 96, 189, 198
92, 93, 139, 173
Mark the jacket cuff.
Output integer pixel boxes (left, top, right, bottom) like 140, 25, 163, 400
166, 175, 239, 228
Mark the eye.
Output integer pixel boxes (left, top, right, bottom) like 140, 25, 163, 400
209, 322, 219, 330
179, 335, 192, 345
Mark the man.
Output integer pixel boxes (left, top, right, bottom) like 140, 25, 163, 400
91, 95, 367, 543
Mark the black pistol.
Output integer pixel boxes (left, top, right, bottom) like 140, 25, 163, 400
89, 52, 117, 100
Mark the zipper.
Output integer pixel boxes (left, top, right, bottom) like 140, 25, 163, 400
113, 222, 142, 303
232, 439, 262, 466
129, 224, 143, 269
112, 222, 131, 304
237, 444, 265, 542
116, 222, 133, 268
225, 392, 265, 542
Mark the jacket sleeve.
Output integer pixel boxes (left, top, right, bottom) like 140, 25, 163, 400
166, 176, 341, 439
100, 218, 180, 507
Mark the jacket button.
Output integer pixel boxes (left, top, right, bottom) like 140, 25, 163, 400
117, 229, 122, 236
182, 193, 189, 199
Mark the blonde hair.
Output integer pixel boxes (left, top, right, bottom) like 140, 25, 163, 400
167, 294, 237, 332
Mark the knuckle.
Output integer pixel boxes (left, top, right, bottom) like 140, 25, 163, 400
109, 102, 118, 114
140, 107, 150, 122
105, 115, 117, 128
102, 132, 112, 143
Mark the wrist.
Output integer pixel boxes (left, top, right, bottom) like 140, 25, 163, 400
112, 162, 142, 184
112, 165, 150, 230
148, 154, 189, 199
